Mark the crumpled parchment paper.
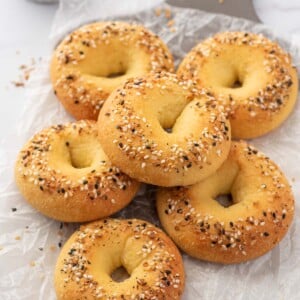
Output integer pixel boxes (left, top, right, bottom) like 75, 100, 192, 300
1, 1, 300, 299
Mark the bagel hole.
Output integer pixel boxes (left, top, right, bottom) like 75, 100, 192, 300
215, 194, 234, 208
107, 70, 126, 78
110, 266, 130, 282
230, 79, 242, 89
68, 143, 93, 169
164, 128, 172, 134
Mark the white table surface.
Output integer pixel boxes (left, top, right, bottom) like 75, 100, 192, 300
0, 0, 299, 140
0, 0, 57, 139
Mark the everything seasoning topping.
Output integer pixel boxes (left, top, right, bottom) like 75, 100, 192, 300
17, 120, 133, 200
179, 31, 295, 117
59, 220, 183, 299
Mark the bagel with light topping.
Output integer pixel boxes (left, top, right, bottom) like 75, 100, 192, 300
55, 218, 185, 300
15, 120, 139, 222
97, 72, 231, 187
156, 141, 294, 264
50, 21, 174, 120
177, 31, 298, 139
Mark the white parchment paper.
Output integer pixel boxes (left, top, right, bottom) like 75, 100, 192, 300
1, 1, 300, 299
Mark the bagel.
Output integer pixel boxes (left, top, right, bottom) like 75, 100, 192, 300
156, 141, 294, 264
15, 120, 139, 222
177, 31, 298, 139
55, 218, 185, 300
50, 21, 174, 120
97, 72, 231, 187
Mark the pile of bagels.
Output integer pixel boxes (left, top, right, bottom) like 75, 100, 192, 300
14, 21, 298, 300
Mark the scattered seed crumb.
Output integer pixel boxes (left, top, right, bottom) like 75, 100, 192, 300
30, 261, 36, 267
155, 8, 161, 16
165, 8, 172, 19
167, 19, 175, 28
11, 207, 17, 212
15, 235, 21, 240
12, 81, 25, 87
58, 241, 62, 248
218, 0, 224, 3
11, 58, 36, 88
50, 245, 56, 251
291, 177, 295, 182
38, 247, 43, 251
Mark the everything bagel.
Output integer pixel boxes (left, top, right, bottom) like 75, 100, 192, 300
156, 141, 294, 263
15, 120, 139, 222
97, 72, 231, 187
55, 218, 185, 300
51, 21, 174, 120
177, 32, 298, 139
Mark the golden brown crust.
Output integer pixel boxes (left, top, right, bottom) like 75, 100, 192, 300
15, 120, 140, 222
55, 218, 185, 300
50, 21, 174, 120
177, 31, 298, 139
156, 141, 294, 264
97, 72, 231, 187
